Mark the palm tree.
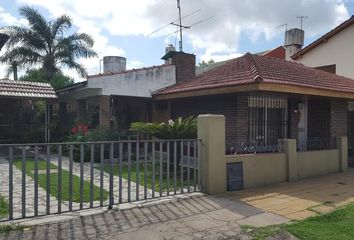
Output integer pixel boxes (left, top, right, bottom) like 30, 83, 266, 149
0, 6, 97, 81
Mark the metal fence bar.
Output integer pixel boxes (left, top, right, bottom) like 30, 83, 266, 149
34, 146, 39, 217
152, 141, 155, 198
21, 147, 26, 218
46, 146, 50, 215
180, 141, 184, 194
100, 144, 104, 207
69, 145, 73, 212
109, 143, 114, 208
144, 142, 147, 200
159, 142, 163, 197
8, 147, 13, 220
167, 142, 170, 196
118, 142, 123, 204
198, 140, 202, 191
193, 141, 197, 192
90, 144, 94, 208
58, 145, 62, 214
127, 142, 131, 202
174, 141, 177, 195
136, 142, 140, 201
187, 141, 191, 193
79, 144, 84, 210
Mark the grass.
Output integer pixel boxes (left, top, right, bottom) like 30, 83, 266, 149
242, 203, 354, 240
14, 158, 109, 203
0, 196, 8, 218
99, 161, 195, 191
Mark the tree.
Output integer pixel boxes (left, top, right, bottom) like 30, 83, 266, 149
198, 59, 215, 67
0, 6, 97, 82
20, 68, 74, 90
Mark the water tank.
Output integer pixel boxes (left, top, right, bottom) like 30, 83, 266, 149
284, 28, 304, 47
103, 56, 126, 73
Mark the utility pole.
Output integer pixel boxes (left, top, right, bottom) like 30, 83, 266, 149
177, 0, 183, 52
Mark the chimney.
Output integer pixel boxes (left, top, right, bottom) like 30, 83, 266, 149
284, 28, 304, 60
171, 52, 196, 83
164, 44, 176, 64
103, 56, 126, 73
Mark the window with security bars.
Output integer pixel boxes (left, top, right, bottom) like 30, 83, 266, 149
248, 96, 288, 146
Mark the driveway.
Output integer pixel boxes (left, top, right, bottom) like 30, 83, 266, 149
229, 170, 354, 220
0, 194, 287, 240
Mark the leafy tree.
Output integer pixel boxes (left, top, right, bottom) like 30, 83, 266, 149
20, 68, 74, 90
0, 6, 97, 81
198, 59, 215, 67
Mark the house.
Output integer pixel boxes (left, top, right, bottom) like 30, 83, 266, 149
290, 15, 354, 77
55, 48, 195, 136
152, 52, 354, 168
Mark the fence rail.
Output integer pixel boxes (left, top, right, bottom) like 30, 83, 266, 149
226, 140, 279, 155
297, 138, 336, 152
0, 139, 201, 222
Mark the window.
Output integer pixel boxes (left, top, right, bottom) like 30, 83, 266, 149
248, 96, 288, 145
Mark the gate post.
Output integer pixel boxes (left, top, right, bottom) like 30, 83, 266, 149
197, 114, 226, 194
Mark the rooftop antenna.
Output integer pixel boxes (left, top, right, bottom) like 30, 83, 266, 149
297, 16, 308, 30
177, 0, 183, 51
276, 23, 288, 31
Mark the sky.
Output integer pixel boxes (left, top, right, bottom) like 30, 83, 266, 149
0, 0, 354, 82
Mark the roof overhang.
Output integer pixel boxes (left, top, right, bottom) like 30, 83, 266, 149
153, 82, 354, 100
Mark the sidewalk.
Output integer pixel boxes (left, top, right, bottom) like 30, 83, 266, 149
0, 194, 288, 240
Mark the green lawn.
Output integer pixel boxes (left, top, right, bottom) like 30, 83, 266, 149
0, 196, 8, 218
100, 161, 195, 191
243, 203, 354, 240
14, 158, 109, 203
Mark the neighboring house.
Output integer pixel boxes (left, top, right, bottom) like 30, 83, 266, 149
0, 79, 57, 142
152, 52, 354, 168
56, 50, 195, 135
291, 15, 354, 77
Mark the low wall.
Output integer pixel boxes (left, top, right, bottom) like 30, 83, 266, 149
225, 153, 287, 188
298, 150, 340, 179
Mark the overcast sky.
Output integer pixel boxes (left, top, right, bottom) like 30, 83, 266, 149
0, 0, 354, 82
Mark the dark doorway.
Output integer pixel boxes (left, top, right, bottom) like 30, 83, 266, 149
348, 110, 354, 168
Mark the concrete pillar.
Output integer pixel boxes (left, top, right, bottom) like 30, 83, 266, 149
99, 96, 111, 128
279, 139, 298, 181
197, 114, 226, 194
337, 137, 348, 172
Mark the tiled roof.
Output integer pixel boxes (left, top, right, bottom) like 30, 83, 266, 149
292, 15, 354, 59
0, 79, 57, 99
154, 53, 354, 96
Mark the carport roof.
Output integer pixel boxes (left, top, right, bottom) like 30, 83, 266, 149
0, 78, 57, 99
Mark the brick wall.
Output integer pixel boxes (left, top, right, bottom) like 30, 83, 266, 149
171, 94, 240, 147
288, 96, 300, 139
171, 52, 196, 83
99, 95, 111, 128
330, 98, 348, 138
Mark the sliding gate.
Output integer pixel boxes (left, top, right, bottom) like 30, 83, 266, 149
0, 139, 201, 221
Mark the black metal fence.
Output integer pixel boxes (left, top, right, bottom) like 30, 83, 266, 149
0, 139, 201, 222
297, 138, 337, 152
226, 140, 280, 155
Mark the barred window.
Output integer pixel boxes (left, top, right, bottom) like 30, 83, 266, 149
248, 96, 288, 145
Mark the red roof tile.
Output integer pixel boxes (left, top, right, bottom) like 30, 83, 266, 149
0, 79, 57, 99
154, 53, 354, 96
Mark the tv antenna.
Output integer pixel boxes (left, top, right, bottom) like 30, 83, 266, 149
147, 0, 214, 52
276, 23, 288, 31
297, 16, 308, 30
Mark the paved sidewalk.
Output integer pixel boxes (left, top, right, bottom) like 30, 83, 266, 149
229, 170, 354, 220
0, 194, 288, 240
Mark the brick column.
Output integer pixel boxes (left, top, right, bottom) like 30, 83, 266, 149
197, 114, 226, 194
330, 99, 348, 138
99, 96, 111, 128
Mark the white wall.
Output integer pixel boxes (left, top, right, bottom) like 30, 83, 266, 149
295, 25, 354, 80
87, 65, 176, 97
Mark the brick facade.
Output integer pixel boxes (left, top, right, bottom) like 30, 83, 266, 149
307, 98, 331, 140
330, 98, 348, 138
99, 96, 111, 128
171, 52, 196, 83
